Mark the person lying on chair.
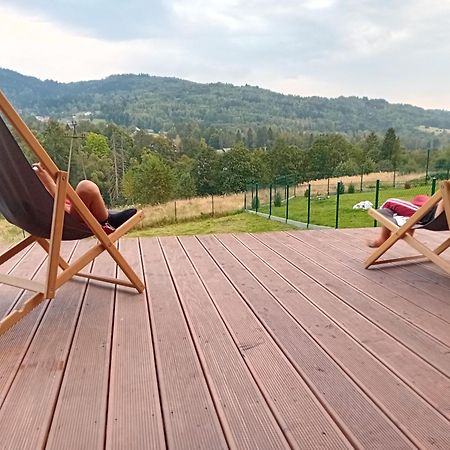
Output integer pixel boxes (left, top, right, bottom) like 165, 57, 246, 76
368, 194, 444, 248
33, 162, 137, 231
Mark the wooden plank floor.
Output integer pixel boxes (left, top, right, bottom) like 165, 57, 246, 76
0, 228, 449, 449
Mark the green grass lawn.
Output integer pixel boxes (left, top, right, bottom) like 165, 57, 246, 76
128, 211, 297, 238
258, 185, 433, 228
0, 212, 296, 244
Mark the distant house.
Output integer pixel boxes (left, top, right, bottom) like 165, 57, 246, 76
35, 115, 50, 123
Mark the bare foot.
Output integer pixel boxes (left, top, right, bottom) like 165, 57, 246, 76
368, 240, 382, 248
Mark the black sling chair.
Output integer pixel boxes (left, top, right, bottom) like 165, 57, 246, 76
364, 182, 450, 275
0, 90, 144, 336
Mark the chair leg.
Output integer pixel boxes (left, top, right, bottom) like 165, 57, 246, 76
0, 235, 36, 265
0, 293, 45, 336
45, 171, 68, 299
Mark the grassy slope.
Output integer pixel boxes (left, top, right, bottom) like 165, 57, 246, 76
259, 185, 433, 228
0, 212, 296, 243
128, 212, 296, 238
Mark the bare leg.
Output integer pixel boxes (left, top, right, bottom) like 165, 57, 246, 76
435, 199, 444, 217
368, 223, 417, 248
71, 180, 108, 223
368, 226, 391, 248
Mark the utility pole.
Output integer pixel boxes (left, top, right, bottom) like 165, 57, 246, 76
65, 119, 85, 176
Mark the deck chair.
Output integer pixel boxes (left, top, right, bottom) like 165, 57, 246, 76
0, 89, 145, 336
364, 181, 450, 275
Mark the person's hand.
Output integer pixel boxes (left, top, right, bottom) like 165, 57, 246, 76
32, 162, 57, 195
32, 162, 45, 174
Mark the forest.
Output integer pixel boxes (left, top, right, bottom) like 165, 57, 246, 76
18, 117, 450, 208
2, 68, 450, 150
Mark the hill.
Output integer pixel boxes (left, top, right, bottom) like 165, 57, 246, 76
1, 68, 450, 138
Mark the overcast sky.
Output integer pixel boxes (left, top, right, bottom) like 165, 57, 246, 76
1, 0, 449, 110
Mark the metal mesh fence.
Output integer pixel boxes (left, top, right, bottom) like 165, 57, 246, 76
245, 173, 439, 229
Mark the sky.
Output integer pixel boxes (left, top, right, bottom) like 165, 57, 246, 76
1, 0, 450, 110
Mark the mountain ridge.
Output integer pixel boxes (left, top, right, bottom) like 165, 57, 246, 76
1, 67, 450, 138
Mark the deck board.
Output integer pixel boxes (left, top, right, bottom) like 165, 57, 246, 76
200, 234, 412, 449
181, 235, 351, 449
46, 245, 117, 449
106, 238, 165, 450
162, 236, 289, 450
0, 228, 449, 449
141, 237, 227, 450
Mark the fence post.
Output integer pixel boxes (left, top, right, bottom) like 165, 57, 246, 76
425, 146, 431, 183
307, 183, 311, 229
431, 177, 437, 195
373, 179, 380, 227
255, 183, 259, 213
285, 184, 289, 223
269, 184, 273, 219
335, 181, 341, 229
244, 191, 247, 210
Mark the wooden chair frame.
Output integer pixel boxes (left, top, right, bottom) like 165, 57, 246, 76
364, 180, 450, 275
0, 90, 145, 336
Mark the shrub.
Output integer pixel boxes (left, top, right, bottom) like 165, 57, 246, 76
338, 182, 345, 194
404, 181, 411, 189
251, 196, 260, 210
347, 183, 355, 194
304, 188, 310, 198
274, 192, 282, 207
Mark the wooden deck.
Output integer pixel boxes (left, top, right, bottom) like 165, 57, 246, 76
0, 228, 449, 449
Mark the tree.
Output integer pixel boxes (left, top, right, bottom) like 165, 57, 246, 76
379, 128, 403, 184
267, 138, 306, 181
173, 155, 197, 199
267, 127, 274, 148
250, 148, 271, 184
246, 128, 254, 149
83, 132, 110, 159
363, 132, 381, 163
219, 143, 255, 192
380, 128, 398, 162
41, 120, 70, 171
256, 126, 268, 148
78, 132, 113, 201
123, 151, 174, 204
307, 134, 350, 191
192, 140, 220, 195
349, 144, 376, 190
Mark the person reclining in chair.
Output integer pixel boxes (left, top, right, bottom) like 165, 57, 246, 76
33, 162, 137, 231
368, 194, 445, 248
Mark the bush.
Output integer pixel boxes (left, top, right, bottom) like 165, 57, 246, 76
274, 192, 282, 207
338, 182, 345, 194
304, 188, 310, 198
347, 183, 355, 194
404, 181, 411, 189
251, 196, 260, 210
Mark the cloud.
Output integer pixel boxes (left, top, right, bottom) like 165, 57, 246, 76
1, 0, 450, 109
0, 4, 186, 81
0, 0, 169, 40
